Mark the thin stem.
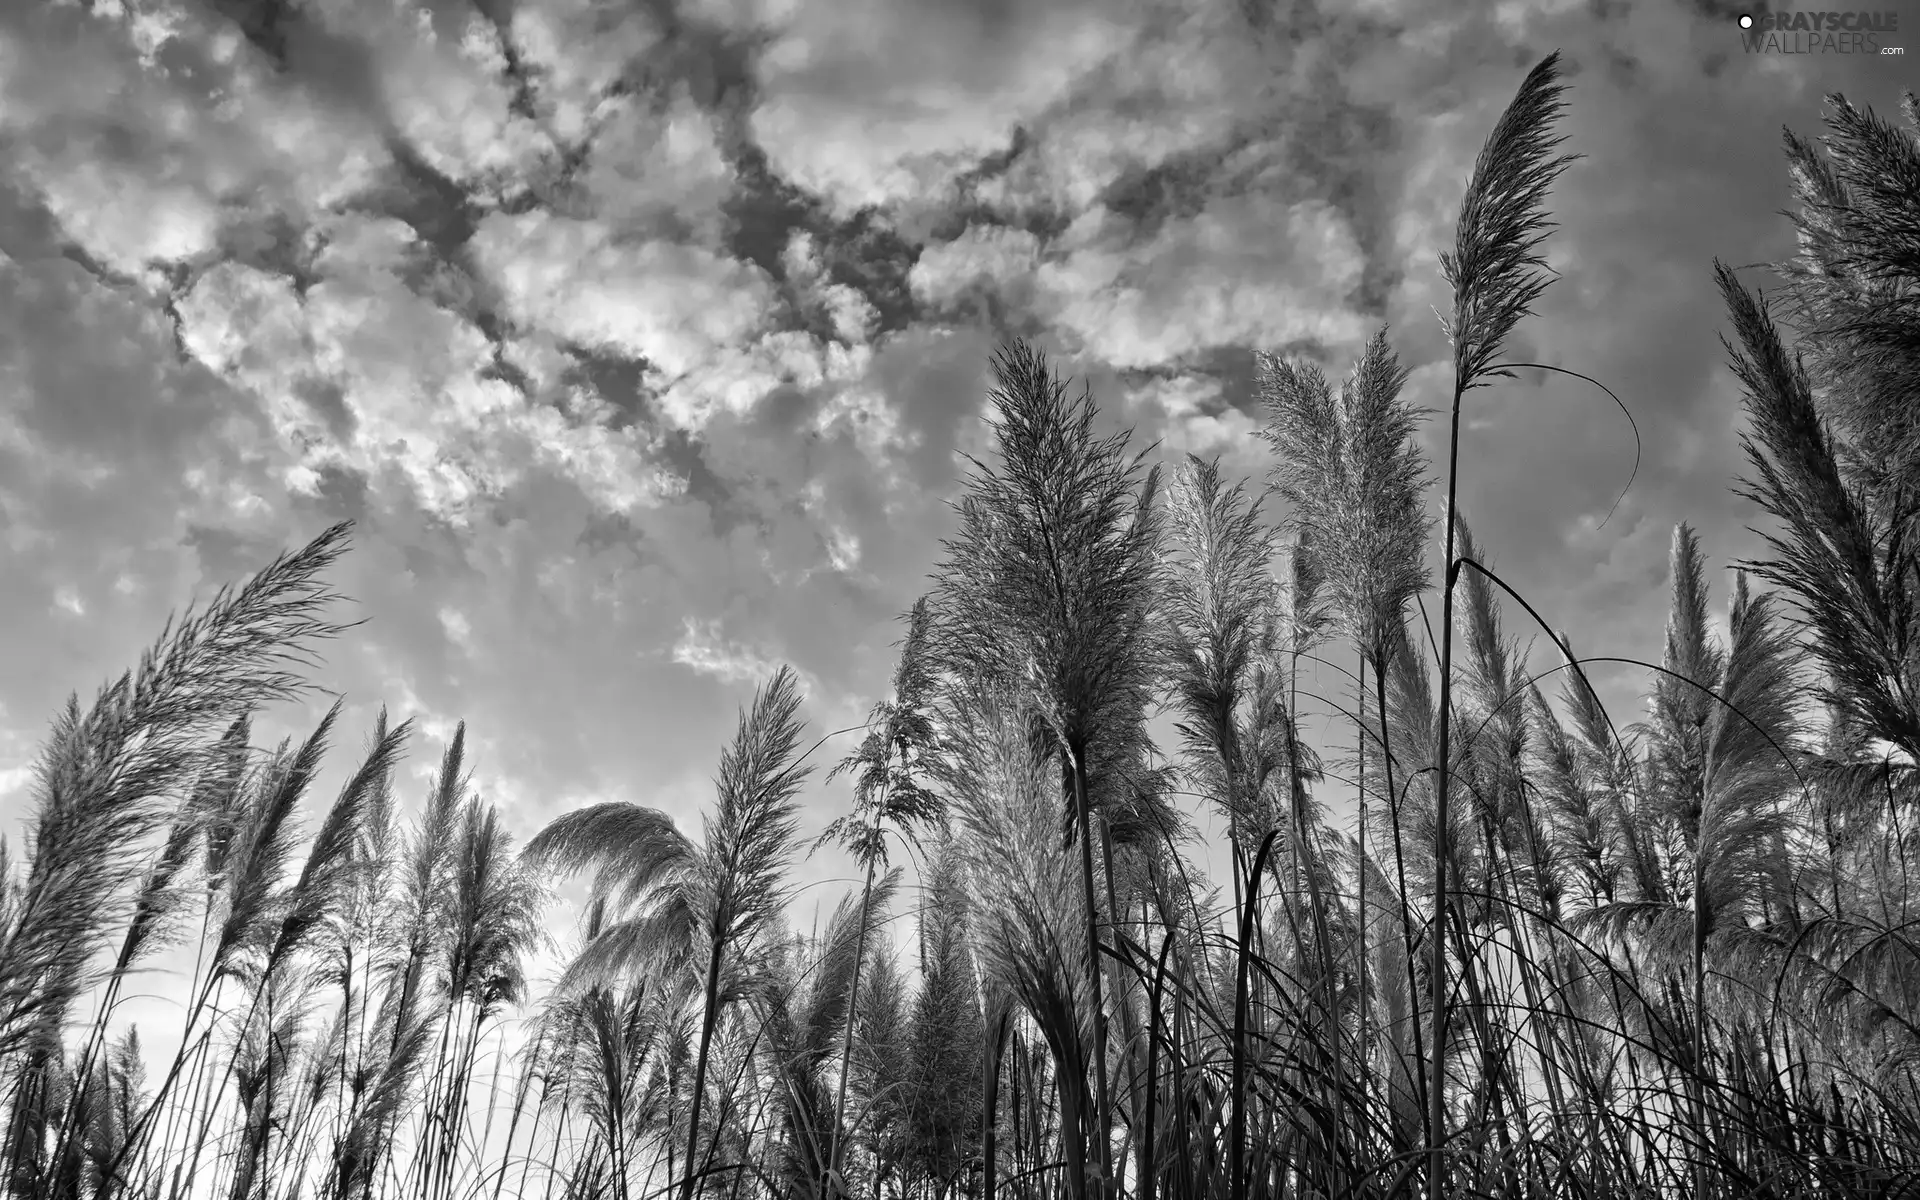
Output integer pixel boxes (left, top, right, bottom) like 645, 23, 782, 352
679, 935, 726, 1200
824, 850, 877, 1198
1070, 744, 1112, 1199
1428, 383, 1466, 1200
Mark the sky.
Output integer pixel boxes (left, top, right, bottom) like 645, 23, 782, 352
0, 0, 1912, 1064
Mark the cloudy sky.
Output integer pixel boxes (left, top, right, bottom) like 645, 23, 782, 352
0, 0, 1911, 1031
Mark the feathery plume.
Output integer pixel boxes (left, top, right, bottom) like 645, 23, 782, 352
1260, 329, 1431, 655
1441, 52, 1580, 395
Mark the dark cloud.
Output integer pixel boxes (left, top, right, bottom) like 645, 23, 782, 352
182, 522, 278, 583
719, 143, 927, 343
818, 211, 920, 336
294, 376, 358, 442
559, 346, 759, 534
722, 141, 817, 285
369, 141, 484, 262
306, 463, 374, 525
566, 343, 656, 431
202, 0, 303, 65
216, 209, 320, 295
204, 0, 389, 121
627, 0, 761, 112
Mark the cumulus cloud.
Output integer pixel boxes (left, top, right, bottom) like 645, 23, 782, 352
1036, 196, 1374, 368
672, 616, 787, 683
910, 224, 1042, 307
473, 210, 775, 378
742, 0, 1131, 214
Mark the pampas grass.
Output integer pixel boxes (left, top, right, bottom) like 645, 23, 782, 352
929, 341, 1164, 1197
817, 598, 944, 1199
525, 667, 811, 1200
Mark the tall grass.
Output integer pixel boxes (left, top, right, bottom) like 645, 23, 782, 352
3, 60, 1919, 1200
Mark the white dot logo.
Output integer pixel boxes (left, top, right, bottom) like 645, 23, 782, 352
1738, 13, 1754, 27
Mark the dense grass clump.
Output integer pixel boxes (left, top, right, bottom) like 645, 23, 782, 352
3, 56, 1919, 1200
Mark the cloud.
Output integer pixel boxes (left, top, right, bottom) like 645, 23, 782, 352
340, 1, 555, 188
672, 616, 788, 684
472, 209, 776, 380
1036, 196, 1374, 368
742, 0, 1130, 215
910, 224, 1042, 307
1125, 373, 1261, 459
0, 3, 390, 278
508, 0, 666, 142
